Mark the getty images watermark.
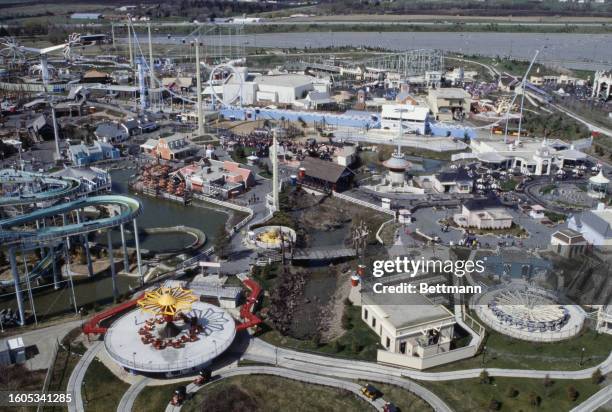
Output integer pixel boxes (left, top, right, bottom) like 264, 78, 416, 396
369, 257, 486, 295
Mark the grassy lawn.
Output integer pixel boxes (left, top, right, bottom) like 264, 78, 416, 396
182, 374, 371, 412
358, 380, 433, 412
258, 304, 380, 361
430, 327, 612, 372
420, 376, 603, 412
133, 383, 178, 412
82, 358, 129, 412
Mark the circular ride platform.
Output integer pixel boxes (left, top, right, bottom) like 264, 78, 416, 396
104, 301, 236, 376
473, 285, 585, 342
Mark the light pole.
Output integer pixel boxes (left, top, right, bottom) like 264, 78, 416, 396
481, 345, 487, 366
580, 347, 585, 366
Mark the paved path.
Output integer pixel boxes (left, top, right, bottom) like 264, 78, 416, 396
117, 375, 150, 412
570, 384, 612, 412
164, 365, 387, 412
0, 319, 83, 371
244, 339, 452, 412
245, 337, 612, 382
67, 341, 103, 412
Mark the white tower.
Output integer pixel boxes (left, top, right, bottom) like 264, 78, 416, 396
195, 38, 204, 136
271, 128, 280, 212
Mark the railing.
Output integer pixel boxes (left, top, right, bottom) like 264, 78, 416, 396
331, 191, 396, 217
37, 340, 60, 412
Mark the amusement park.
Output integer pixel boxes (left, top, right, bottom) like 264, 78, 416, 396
0, 2, 611, 411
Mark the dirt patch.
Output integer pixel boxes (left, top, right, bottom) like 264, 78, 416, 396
320, 268, 352, 342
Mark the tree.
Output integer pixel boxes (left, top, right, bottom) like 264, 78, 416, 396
488, 398, 501, 411
214, 225, 230, 259
479, 370, 491, 384
505, 386, 519, 398
528, 391, 541, 407
566, 385, 578, 401
591, 368, 603, 384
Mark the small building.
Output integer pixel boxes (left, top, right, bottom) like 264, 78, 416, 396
81, 70, 110, 84
380, 104, 429, 135
51, 166, 112, 194
587, 170, 609, 199
293, 91, 335, 110
154, 135, 196, 161
528, 204, 546, 220
361, 291, 457, 370
427, 88, 472, 121
26, 114, 58, 141
550, 229, 587, 258
298, 156, 353, 192
94, 121, 129, 144
568, 204, 612, 247
431, 169, 473, 194
70, 13, 103, 20
178, 160, 254, 199
68, 141, 120, 166
454, 197, 513, 230
334, 145, 357, 167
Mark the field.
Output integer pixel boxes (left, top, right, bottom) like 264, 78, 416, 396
421, 376, 602, 412
81, 358, 129, 412
181, 374, 370, 412
429, 326, 612, 372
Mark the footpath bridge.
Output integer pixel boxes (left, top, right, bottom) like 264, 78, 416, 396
290, 247, 356, 261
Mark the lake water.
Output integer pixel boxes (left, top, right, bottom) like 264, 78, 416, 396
150, 32, 612, 70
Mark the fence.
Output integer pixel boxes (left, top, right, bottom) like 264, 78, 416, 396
37, 340, 60, 412
331, 191, 396, 217
192, 193, 254, 232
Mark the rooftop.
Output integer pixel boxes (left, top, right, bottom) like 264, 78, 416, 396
362, 291, 453, 330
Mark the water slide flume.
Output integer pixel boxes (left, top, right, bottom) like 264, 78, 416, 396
0, 195, 143, 244
0, 169, 81, 206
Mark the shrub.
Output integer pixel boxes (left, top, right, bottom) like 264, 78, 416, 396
479, 370, 491, 384
528, 391, 541, 407
567, 385, 578, 402
505, 386, 519, 398
592, 368, 603, 384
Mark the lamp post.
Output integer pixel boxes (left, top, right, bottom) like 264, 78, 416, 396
481, 345, 487, 366
580, 347, 585, 366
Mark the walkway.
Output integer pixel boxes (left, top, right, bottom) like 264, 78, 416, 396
164, 365, 388, 412
244, 337, 612, 382
117, 376, 150, 412
570, 384, 612, 412
67, 341, 103, 412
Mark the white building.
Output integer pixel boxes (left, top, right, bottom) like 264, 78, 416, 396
380, 104, 429, 135
454, 197, 513, 230
550, 228, 587, 258
361, 292, 457, 369
218, 70, 330, 106
568, 204, 612, 247
468, 138, 588, 176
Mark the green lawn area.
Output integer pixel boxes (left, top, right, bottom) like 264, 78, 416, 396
420, 376, 603, 412
133, 383, 178, 412
430, 327, 612, 372
358, 380, 433, 412
82, 358, 129, 412
181, 374, 371, 412
259, 304, 380, 361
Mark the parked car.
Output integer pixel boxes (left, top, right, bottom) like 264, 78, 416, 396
361, 384, 382, 400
